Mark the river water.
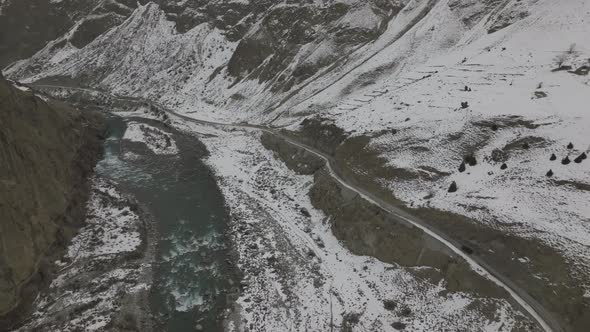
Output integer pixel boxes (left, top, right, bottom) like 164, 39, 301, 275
96, 115, 237, 331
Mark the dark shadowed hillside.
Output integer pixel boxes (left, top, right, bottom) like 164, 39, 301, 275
0, 72, 103, 328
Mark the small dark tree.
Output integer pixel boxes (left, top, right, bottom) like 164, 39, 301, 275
554, 53, 568, 68
383, 300, 397, 311
574, 153, 586, 163
567, 43, 577, 54
567, 142, 574, 149
465, 155, 477, 166
461, 101, 469, 109
458, 161, 466, 172
562, 156, 571, 165
546, 169, 554, 177
448, 181, 458, 193
491, 124, 499, 131
523, 142, 530, 149
400, 307, 412, 317
391, 322, 407, 330
581, 152, 588, 160
550, 153, 557, 161
501, 163, 508, 170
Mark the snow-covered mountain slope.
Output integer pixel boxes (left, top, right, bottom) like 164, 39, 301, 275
5, 0, 404, 122
286, 0, 590, 270
3, 0, 590, 329
275, 1, 590, 328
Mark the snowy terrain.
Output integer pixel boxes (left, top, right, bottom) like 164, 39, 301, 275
3, 0, 590, 330
17, 178, 153, 332
171, 120, 535, 331
123, 121, 178, 155
279, 0, 590, 274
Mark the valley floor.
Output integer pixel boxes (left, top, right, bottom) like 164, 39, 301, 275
174, 118, 536, 332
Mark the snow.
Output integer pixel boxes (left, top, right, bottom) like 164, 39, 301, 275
5, 0, 590, 329
282, 0, 590, 274
14, 84, 30, 91
123, 121, 178, 155
67, 178, 142, 258
337, 4, 383, 32
196, 126, 533, 331
18, 178, 152, 332
49, 43, 79, 64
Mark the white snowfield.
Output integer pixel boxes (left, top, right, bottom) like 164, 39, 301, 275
196, 126, 533, 332
67, 178, 142, 258
280, 0, 590, 278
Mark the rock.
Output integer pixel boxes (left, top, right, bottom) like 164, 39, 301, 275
195, 324, 203, 331
391, 322, 406, 331
464, 155, 477, 166
400, 307, 412, 317
448, 181, 458, 193
300, 207, 311, 218
574, 153, 586, 163
383, 300, 397, 311
461, 245, 474, 254
392, 321, 407, 330
458, 161, 466, 173
491, 149, 507, 162
562, 156, 571, 165
534, 91, 547, 99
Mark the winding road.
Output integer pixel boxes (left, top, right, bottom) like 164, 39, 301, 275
32, 83, 562, 332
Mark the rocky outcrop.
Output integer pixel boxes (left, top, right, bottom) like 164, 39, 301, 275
0, 73, 104, 327
0, 0, 105, 67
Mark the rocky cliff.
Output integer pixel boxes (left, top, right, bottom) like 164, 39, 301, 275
0, 72, 103, 327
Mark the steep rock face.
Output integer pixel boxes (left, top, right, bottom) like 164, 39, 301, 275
4, 0, 535, 125
4, 1, 408, 122
226, 0, 401, 87
0, 73, 103, 324
0, 0, 114, 67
